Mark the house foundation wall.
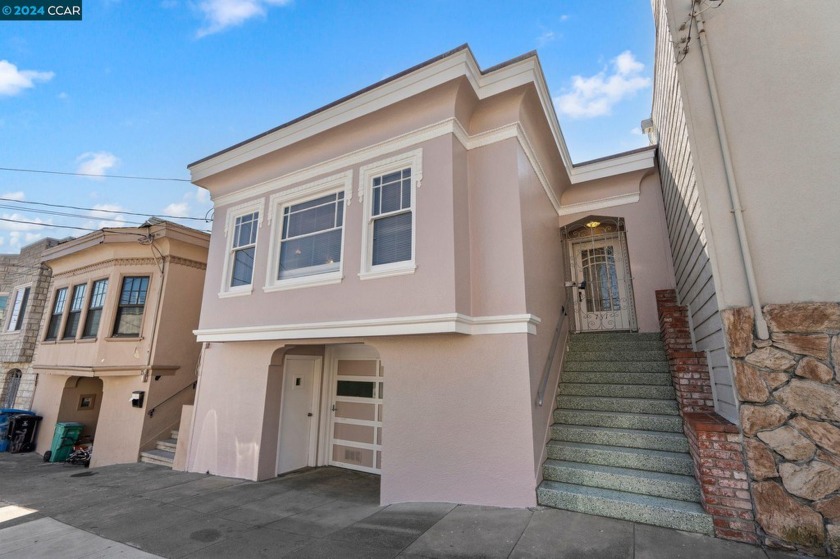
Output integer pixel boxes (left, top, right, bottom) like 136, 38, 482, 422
724, 303, 840, 556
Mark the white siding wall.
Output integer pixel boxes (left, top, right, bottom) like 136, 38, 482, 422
651, 0, 737, 423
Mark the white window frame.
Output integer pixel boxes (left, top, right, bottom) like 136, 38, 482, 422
5, 284, 32, 332
358, 149, 422, 280
264, 171, 352, 292
219, 198, 264, 298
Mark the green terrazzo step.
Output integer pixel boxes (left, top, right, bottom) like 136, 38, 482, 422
564, 350, 667, 362
567, 339, 665, 352
537, 481, 713, 535
560, 371, 673, 385
546, 441, 694, 475
569, 332, 662, 342
550, 424, 690, 453
553, 409, 684, 433
543, 459, 701, 502
563, 360, 671, 373
557, 383, 676, 399
556, 395, 679, 415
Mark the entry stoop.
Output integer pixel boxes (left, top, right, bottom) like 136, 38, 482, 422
140, 430, 178, 467
538, 332, 713, 535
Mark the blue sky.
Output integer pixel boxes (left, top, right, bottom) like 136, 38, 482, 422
0, 0, 654, 252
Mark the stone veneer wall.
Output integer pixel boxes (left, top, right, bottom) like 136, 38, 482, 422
724, 303, 840, 556
657, 290, 759, 544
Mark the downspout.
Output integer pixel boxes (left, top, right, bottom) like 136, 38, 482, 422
694, 2, 769, 339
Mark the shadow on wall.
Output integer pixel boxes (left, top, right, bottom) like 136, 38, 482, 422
57, 376, 103, 440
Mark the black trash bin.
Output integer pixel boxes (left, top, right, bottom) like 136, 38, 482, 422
8, 414, 42, 453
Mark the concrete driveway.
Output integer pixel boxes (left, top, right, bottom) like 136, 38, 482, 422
0, 453, 803, 558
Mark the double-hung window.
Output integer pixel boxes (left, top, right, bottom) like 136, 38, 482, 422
231, 212, 258, 287
63, 284, 87, 339
6, 287, 30, 332
82, 279, 108, 338
220, 200, 263, 297
278, 192, 344, 280
45, 288, 67, 340
113, 276, 149, 337
266, 171, 351, 291
359, 149, 420, 279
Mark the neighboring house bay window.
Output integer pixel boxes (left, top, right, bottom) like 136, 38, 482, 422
113, 276, 149, 337
45, 287, 68, 340
7, 286, 30, 332
63, 284, 86, 339
220, 199, 263, 297
359, 149, 420, 279
265, 171, 351, 291
82, 279, 108, 338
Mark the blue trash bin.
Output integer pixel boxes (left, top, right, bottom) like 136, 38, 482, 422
0, 408, 34, 452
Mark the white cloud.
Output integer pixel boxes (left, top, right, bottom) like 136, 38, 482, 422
163, 201, 190, 216
76, 151, 120, 178
631, 127, 644, 137
560, 14, 569, 22
86, 203, 128, 229
196, 0, 292, 37
537, 31, 556, 48
0, 213, 48, 231
0, 60, 54, 97
554, 50, 650, 119
0, 191, 25, 201
58, 92, 69, 100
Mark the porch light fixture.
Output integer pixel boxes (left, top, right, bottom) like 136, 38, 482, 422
585, 220, 601, 229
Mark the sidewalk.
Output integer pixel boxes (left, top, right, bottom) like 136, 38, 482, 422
0, 453, 803, 558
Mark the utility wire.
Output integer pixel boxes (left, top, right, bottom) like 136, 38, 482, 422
0, 196, 212, 222
0, 204, 147, 226
0, 166, 191, 182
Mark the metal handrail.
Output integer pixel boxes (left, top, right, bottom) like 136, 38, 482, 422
147, 381, 197, 418
536, 306, 567, 407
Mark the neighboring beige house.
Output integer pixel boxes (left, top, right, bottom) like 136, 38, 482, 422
183, 45, 678, 513
30, 220, 209, 468
648, 0, 840, 554
0, 238, 62, 410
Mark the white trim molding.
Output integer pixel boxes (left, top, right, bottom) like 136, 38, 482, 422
569, 148, 656, 184
194, 312, 541, 342
557, 191, 641, 217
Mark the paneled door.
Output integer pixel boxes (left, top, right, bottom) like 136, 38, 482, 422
277, 355, 322, 475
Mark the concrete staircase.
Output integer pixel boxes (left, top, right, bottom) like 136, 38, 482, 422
538, 332, 713, 534
140, 430, 178, 467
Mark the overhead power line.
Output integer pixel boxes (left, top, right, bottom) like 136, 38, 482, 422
0, 166, 191, 182
0, 196, 212, 222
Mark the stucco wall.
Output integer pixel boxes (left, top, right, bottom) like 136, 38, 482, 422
559, 172, 676, 333
188, 334, 538, 508
664, 0, 840, 305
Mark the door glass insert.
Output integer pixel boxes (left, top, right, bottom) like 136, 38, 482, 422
581, 246, 621, 312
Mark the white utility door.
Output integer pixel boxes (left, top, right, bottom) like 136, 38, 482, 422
277, 355, 321, 475
326, 345, 382, 474
570, 235, 636, 332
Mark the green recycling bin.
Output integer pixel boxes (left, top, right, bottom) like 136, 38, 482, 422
47, 422, 84, 463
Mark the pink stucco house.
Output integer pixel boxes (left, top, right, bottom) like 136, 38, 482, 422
180, 2, 840, 551
182, 44, 679, 512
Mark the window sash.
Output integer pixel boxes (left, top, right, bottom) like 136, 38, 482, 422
277, 191, 344, 280
113, 277, 148, 337
371, 211, 412, 266
10, 288, 29, 331
46, 288, 67, 340
62, 284, 86, 339
82, 279, 108, 338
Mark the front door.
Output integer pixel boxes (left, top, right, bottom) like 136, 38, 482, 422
570, 234, 636, 332
326, 345, 382, 474
277, 355, 321, 475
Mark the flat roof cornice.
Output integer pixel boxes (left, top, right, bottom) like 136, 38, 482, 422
188, 45, 583, 183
